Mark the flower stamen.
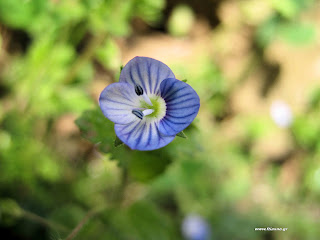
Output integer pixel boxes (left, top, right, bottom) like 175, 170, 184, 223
132, 109, 155, 120
134, 84, 153, 106
134, 84, 144, 96
142, 94, 153, 106
140, 95, 166, 119
142, 109, 154, 116
132, 109, 144, 120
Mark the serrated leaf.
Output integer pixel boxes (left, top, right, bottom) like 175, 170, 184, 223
114, 135, 124, 147
176, 131, 187, 138
75, 108, 114, 153
75, 109, 173, 180
49, 231, 62, 240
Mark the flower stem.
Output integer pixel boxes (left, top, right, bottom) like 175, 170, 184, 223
115, 165, 129, 203
22, 209, 69, 233
63, 167, 129, 240
64, 206, 107, 240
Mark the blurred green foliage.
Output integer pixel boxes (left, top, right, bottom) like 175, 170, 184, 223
0, 0, 320, 240
256, 0, 317, 47
168, 4, 195, 37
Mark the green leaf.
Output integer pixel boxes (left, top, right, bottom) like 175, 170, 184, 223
0, 198, 23, 218
0, 198, 23, 226
168, 4, 195, 37
256, 16, 317, 47
128, 150, 172, 182
271, 0, 299, 19
48, 205, 85, 238
308, 87, 320, 110
134, 0, 165, 24
49, 231, 62, 240
111, 201, 179, 240
176, 131, 187, 138
270, 0, 315, 19
0, 0, 39, 28
75, 108, 115, 153
95, 38, 121, 70
75, 108, 174, 181
127, 202, 177, 239
292, 116, 320, 150
255, 16, 279, 48
114, 136, 124, 147
279, 22, 317, 45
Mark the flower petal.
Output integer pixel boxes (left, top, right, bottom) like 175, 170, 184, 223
99, 82, 140, 125
159, 78, 200, 136
115, 120, 175, 151
119, 57, 175, 95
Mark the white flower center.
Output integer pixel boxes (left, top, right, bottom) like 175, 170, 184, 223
138, 94, 166, 120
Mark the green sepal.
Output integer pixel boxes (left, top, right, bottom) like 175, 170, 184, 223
176, 131, 187, 138
120, 65, 124, 73
182, 79, 187, 82
114, 135, 124, 147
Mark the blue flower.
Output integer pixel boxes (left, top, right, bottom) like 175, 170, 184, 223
182, 214, 211, 240
99, 56, 200, 151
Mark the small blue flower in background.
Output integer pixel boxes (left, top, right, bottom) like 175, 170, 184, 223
182, 214, 211, 240
99, 56, 200, 151
270, 100, 293, 128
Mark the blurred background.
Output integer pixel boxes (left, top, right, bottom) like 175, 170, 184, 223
1, 0, 320, 239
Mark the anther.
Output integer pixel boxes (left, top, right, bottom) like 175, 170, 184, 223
134, 84, 143, 96
142, 109, 154, 116
132, 109, 144, 120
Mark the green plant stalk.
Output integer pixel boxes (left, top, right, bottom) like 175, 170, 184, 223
64, 166, 129, 240
22, 209, 69, 233
64, 32, 107, 84
64, 207, 103, 240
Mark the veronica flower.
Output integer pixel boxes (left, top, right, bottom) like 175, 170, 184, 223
182, 214, 211, 240
99, 57, 200, 151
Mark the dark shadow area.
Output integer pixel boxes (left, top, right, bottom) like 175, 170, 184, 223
4, 28, 31, 54
253, 42, 281, 97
